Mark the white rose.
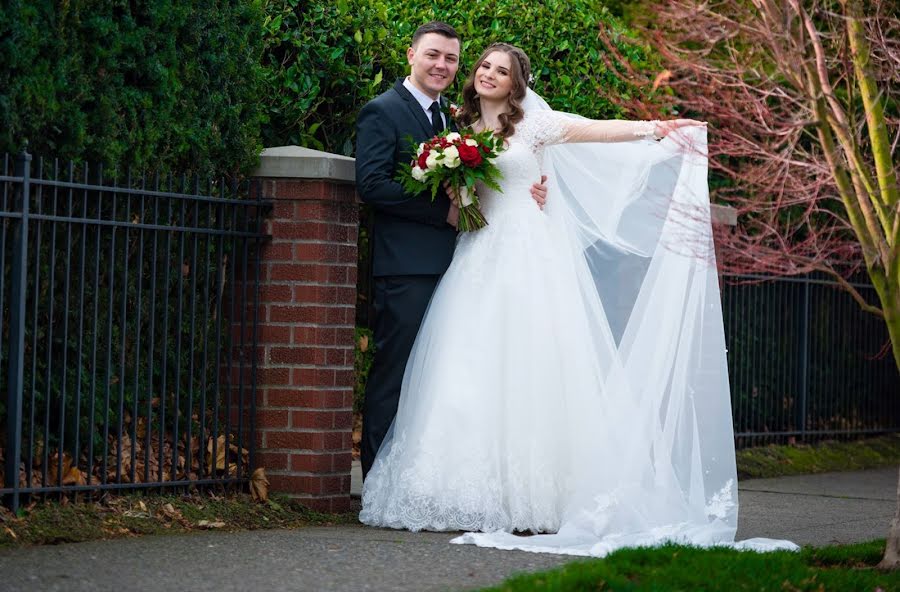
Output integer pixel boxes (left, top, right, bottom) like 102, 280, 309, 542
425, 152, 439, 170
416, 144, 426, 156
411, 166, 427, 181
442, 145, 461, 168
464, 138, 478, 146
445, 132, 461, 143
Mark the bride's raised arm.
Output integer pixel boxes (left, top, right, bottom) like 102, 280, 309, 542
531, 110, 705, 145
562, 117, 661, 143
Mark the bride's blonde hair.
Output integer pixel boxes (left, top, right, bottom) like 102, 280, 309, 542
457, 43, 531, 139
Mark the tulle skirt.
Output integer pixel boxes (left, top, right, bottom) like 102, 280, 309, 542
360, 199, 622, 533
359, 137, 797, 556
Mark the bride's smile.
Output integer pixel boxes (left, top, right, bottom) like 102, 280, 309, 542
474, 52, 514, 100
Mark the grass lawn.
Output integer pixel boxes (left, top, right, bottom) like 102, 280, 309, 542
483, 540, 898, 591
736, 433, 900, 479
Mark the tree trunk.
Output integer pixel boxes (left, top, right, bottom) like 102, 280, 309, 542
879, 465, 900, 569
879, 301, 900, 569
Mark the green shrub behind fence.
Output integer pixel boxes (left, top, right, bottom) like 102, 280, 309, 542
0, 0, 266, 177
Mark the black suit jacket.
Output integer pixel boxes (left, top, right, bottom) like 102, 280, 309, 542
355, 79, 458, 277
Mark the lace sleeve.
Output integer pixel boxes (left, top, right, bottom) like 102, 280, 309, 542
562, 118, 661, 143
526, 111, 660, 146
521, 111, 569, 149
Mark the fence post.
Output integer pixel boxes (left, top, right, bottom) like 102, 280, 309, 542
250, 146, 357, 512
798, 274, 811, 436
5, 148, 31, 513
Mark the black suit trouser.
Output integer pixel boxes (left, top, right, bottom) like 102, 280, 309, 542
361, 275, 441, 479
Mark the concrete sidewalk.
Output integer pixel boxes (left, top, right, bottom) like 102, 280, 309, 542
0, 467, 895, 592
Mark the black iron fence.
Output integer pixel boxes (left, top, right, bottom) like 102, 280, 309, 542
723, 272, 899, 446
0, 150, 269, 512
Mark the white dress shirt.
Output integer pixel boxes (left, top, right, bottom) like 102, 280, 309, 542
403, 77, 447, 129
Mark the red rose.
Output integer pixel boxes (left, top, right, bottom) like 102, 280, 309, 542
417, 150, 430, 169
458, 143, 483, 167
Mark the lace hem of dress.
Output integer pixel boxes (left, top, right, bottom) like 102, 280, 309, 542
360, 430, 566, 533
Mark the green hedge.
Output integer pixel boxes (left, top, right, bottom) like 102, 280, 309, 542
0, 0, 266, 177
2, 1, 659, 171
261, 0, 664, 156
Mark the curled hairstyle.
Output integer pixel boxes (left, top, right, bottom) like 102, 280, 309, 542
458, 43, 531, 139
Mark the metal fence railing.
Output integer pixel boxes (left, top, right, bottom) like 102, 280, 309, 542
723, 273, 900, 447
0, 150, 269, 512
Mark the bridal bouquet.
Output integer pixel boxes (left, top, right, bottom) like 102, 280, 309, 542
397, 128, 505, 231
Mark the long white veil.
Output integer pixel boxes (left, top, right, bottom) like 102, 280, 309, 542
451, 90, 796, 556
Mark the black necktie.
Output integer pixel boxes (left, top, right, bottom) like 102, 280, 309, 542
429, 101, 444, 135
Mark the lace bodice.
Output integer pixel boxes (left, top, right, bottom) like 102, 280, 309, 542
476, 112, 558, 219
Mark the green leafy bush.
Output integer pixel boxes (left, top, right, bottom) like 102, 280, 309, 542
1, 1, 268, 476
0, 0, 266, 177
261, 0, 665, 156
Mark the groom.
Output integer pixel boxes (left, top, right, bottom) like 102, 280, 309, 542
355, 22, 547, 479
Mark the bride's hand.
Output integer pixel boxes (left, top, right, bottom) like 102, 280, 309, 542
655, 119, 707, 139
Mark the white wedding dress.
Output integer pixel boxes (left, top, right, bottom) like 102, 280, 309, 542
360, 91, 797, 556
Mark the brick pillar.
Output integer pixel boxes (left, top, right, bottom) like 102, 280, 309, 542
251, 146, 358, 512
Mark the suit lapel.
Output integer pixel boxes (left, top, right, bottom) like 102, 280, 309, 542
392, 80, 435, 140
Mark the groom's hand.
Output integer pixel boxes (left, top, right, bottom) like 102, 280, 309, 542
530, 175, 548, 210
447, 203, 459, 229
443, 180, 461, 206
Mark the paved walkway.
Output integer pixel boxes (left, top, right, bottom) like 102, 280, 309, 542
0, 467, 895, 592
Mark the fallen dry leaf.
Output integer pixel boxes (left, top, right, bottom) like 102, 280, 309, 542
62, 465, 86, 486
0, 506, 15, 523
358, 334, 369, 352
250, 467, 269, 502
123, 509, 150, 518
135, 417, 147, 440
32, 440, 43, 466
46, 451, 75, 486
198, 519, 226, 528
206, 435, 227, 471
159, 503, 182, 521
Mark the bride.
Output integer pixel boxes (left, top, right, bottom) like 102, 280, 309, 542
360, 42, 796, 556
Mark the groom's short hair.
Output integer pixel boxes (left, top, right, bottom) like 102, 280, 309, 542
411, 21, 459, 47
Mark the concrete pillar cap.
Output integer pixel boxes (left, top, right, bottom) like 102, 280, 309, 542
254, 146, 355, 183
